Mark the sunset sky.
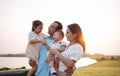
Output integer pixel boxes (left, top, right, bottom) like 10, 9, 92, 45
0, 0, 120, 55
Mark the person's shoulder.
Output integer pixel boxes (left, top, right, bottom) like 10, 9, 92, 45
39, 33, 48, 37
70, 43, 82, 49
69, 43, 83, 53
60, 40, 68, 46
28, 31, 35, 36
74, 43, 82, 47
29, 31, 32, 34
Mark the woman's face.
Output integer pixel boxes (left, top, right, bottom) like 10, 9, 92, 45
66, 28, 73, 41
48, 23, 58, 36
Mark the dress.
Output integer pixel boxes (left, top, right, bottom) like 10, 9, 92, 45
26, 31, 46, 63
35, 36, 54, 76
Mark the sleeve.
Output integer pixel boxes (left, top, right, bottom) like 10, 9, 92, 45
61, 41, 67, 46
69, 44, 83, 61
28, 32, 36, 42
39, 33, 48, 39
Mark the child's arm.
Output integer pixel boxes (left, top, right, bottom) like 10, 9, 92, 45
29, 39, 42, 44
28, 32, 43, 44
41, 40, 51, 51
57, 45, 66, 52
45, 43, 51, 51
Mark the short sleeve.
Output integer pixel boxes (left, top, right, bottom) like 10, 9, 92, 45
61, 41, 67, 46
28, 32, 36, 42
68, 44, 83, 61
39, 33, 48, 39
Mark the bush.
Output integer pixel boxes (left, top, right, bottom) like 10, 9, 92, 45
0, 67, 11, 71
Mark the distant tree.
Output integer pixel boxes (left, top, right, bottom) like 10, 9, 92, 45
111, 56, 114, 60
100, 57, 106, 60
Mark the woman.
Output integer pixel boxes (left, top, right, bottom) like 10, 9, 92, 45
48, 23, 85, 76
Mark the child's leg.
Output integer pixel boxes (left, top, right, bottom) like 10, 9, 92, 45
49, 60, 54, 68
49, 59, 57, 75
27, 64, 37, 76
54, 58, 59, 73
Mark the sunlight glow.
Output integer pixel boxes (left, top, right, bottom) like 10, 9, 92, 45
0, 0, 120, 55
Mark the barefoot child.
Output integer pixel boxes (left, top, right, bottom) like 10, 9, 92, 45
26, 20, 46, 76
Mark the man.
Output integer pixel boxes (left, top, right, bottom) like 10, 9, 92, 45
29, 21, 63, 76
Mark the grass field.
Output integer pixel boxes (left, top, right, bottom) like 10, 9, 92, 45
0, 60, 120, 76
73, 60, 120, 76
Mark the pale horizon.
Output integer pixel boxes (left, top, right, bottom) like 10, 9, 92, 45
0, 0, 120, 55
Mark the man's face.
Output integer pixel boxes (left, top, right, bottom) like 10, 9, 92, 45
48, 22, 58, 36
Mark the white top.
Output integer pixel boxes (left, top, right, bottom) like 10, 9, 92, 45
50, 40, 67, 49
47, 40, 67, 55
59, 43, 83, 72
26, 31, 47, 63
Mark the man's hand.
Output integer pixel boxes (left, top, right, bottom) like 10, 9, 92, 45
46, 54, 54, 63
28, 59, 36, 67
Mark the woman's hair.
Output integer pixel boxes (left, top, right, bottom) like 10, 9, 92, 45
54, 21, 63, 31
67, 23, 85, 52
32, 20, 43, 31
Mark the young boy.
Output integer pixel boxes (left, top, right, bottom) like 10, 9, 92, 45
42, 30, 67, 75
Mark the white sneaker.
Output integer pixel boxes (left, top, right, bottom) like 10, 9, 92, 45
50, 67, 57, 75
51, 75, 56, 76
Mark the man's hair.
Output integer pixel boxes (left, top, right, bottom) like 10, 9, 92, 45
54, 21, 63, 31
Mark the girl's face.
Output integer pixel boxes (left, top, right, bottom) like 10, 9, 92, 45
53, 32, 62, 42
65, 28, 76, 42
34, 24, 43, 34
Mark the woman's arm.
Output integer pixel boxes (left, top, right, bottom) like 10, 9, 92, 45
57, 45, 66, 52
49, 49, 76, 67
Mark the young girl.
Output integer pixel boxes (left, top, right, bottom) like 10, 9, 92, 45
26, 20, 46, 76
42, 30, 67, 75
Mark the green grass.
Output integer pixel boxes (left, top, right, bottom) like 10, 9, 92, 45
1, 60, 120, 76
73, 60, 120, 76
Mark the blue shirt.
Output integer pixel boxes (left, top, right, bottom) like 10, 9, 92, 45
35, 36, 53, 76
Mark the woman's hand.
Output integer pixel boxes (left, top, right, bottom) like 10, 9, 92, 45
64, 66, 76, 74
49, 49, 57, 55
46, 54, 54, 63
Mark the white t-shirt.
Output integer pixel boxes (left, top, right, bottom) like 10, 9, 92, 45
50, 40, 66, 49
47, 40, 67, 55
26, 31, 47, 63
59, 43, 83, 72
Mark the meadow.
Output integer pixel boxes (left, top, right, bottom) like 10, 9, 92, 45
73, 60, 120, 76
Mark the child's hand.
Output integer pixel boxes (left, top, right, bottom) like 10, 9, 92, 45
41, 40, 46, 45
49, 49, 56, 55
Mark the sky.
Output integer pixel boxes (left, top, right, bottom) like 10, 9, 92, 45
0, 0, 120, 55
